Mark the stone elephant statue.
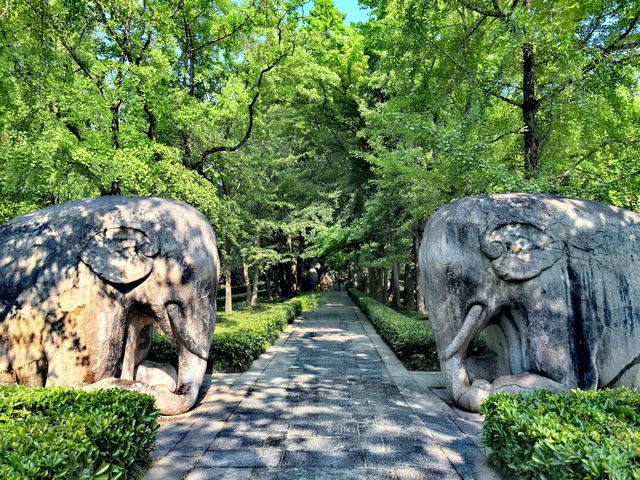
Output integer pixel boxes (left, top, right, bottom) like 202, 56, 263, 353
419, 193, 640, 412
0, 196, 219, 415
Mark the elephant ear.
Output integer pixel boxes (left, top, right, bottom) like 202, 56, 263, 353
81, 226, 160, 285
480, 222, 562, 281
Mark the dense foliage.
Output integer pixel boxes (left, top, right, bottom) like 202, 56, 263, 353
1, 0, 638, 312
482, 388, 640, 479
348, 288, 438, 370
149, 293, 318, 371
0, 385, 159, 479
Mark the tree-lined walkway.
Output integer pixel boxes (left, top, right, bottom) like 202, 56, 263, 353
146, 292, 499, 479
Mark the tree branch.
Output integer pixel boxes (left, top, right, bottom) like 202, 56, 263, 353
71, 163, 109, 194
414, 26, 523, 108
556, 138, 622, 182
60, 40, 105, 98
135, 30, 153, 65
49, 102, 84, 141
539, 33, 640, 105
194, 51, 289, 167
456, 0, 505, 18
615, 10, 640, 44
488, 128, 522, 143
188, 15, 251, 54
171, 0, 184, 18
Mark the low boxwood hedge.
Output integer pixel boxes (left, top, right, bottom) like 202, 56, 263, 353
149, 293, 318, 372
0, 385, 159, 479
481, 387, 640, 479
348, 288, 438, 370
209, 298, 301, 371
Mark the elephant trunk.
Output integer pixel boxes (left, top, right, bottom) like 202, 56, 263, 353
442, 304, 568, 412
442, 304, 492, 411
445, 352, 492, 412
146, 298, 213, 415
147, 345, 207, 415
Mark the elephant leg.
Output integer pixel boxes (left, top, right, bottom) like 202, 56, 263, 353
120, 309, 154, 381
15, 358, 47, 386
1, 311, 47, 386
44, 310, 94, 386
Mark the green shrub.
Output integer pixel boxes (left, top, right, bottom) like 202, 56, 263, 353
297, 291, 320, 311
0, 385, 159, 479
148, 294, 310, 373
147, 331, 178, 365
348, 288, 438, 370
481, 387, 640, 479
209, 299, 301, 371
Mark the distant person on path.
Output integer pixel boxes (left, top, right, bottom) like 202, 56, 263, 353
319, 273, 332, 292
336, 274, 344, 291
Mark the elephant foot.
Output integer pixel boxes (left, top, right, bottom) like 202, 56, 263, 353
84, 360, 178, 395
451, 372, 567, 412
489, 373, 567, 394
83, 377, 136, 391
135, 360, 178, 393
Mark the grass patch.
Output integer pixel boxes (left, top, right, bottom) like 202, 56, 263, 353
348, 288, 438, 370
149, 292, 319, 372
0, 385, 158, 479
482, 387, 640, 479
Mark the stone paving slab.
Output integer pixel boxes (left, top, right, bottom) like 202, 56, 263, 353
144, 292, 501, 480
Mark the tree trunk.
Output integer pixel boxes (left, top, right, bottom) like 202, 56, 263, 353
404, 263, 416, 310
282, 234, 295, 295
370, 268, 384, 302
391, 262, 401, 308
522, 42, 540, 174
405, 232, 418, 310
354, 265, 362, 290
243, 261, 251, 306
414, 230, 427, 314
265, 270, 273, 301
295, 235, 304, 292
250, 263, 260, 307
277, 264, 288, 297
224, 264, 233, 315
383, 267, 389, 303
363, 267, 370, 293
295, 259, 302, 292
110, 98, 122, 149
378, 268, 386, 302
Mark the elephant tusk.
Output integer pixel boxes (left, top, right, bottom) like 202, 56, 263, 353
445, 304, 484, 360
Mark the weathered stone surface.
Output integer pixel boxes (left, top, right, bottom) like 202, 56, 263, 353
419, 193, 640, 412
0, 196, 219, 415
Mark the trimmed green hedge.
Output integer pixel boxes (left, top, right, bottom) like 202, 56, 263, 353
0, 385, 159, 479
348, 288, 438, 370
149, 293, 319, 372
482, 388, 640, 479
209, 298, 301, 371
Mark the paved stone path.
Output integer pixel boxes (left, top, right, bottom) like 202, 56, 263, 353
145, 292, 500, 480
